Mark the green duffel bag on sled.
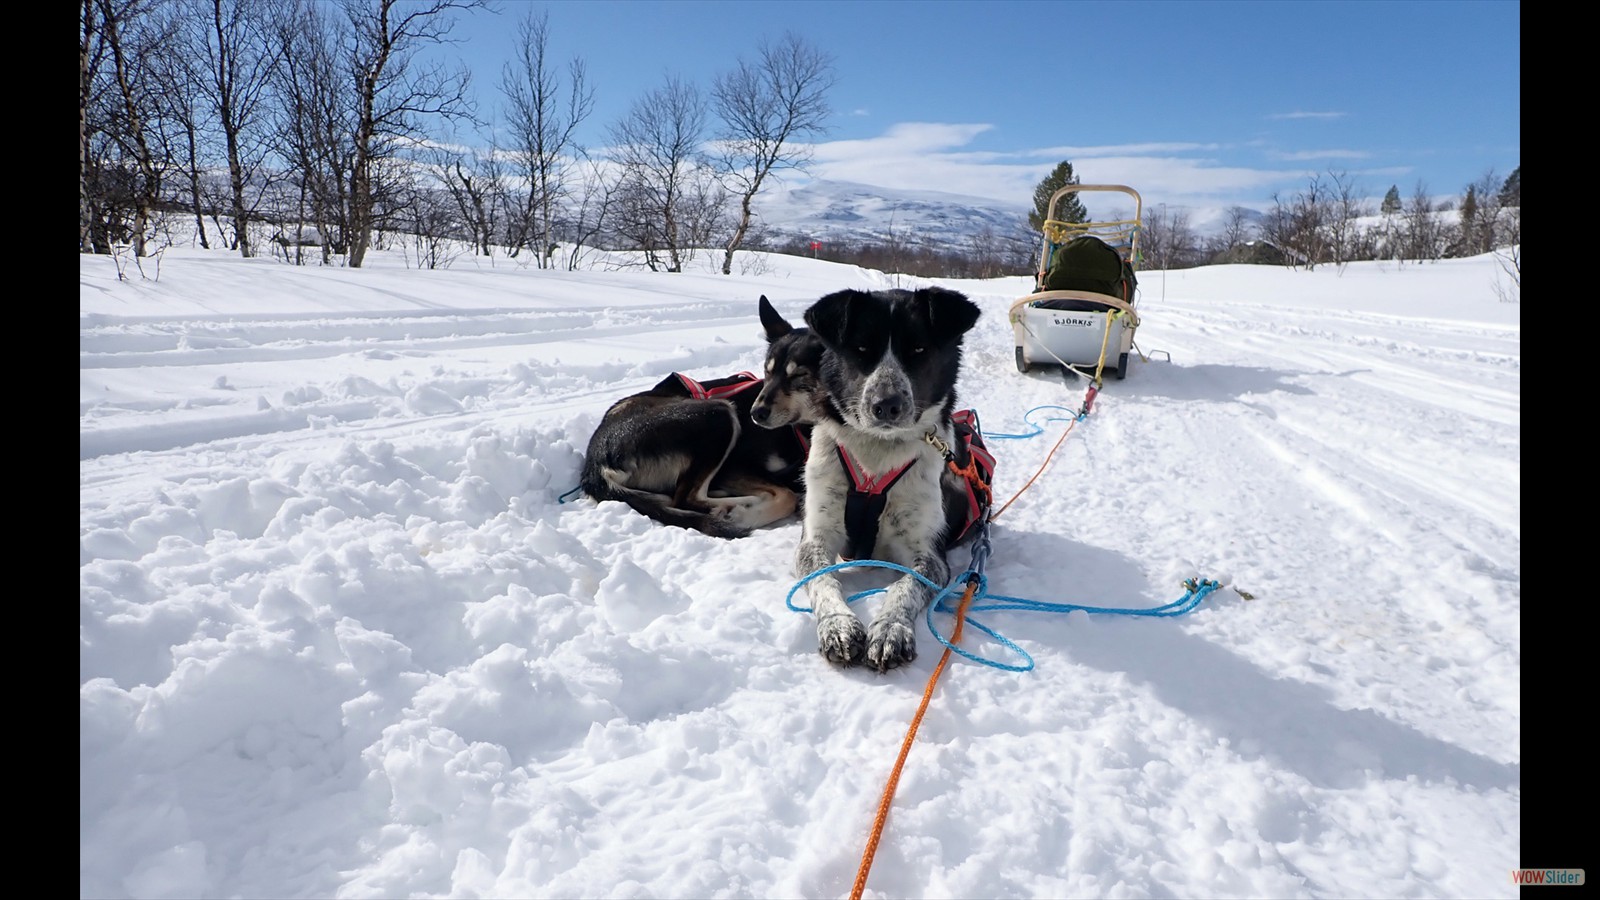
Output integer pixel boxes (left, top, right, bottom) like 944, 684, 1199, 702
1040, 235, 1136, 301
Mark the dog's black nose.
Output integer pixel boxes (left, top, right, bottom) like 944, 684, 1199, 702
751, 405, 770, 424
871, 396, 904, 423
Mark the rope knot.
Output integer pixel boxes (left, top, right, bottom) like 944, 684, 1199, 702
947, 455, 993, 511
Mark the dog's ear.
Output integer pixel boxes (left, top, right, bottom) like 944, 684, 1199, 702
758, 295, 793, 342
917, 287, 981, 337
805, 289, 870, 349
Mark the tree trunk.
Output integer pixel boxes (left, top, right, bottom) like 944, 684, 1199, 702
183, 123, 210, 249
349, 147, 371, 267
221, 105, 252, 257
102, 0, 158, 257
80, 0, 97, 253
721, 185, 759, 275
188, 175, 210, 249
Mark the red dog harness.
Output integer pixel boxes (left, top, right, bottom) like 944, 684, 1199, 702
836, 408, 994, 560
671, 370, 810, 485
675, 371, 761, 400
838, 448, 919, 561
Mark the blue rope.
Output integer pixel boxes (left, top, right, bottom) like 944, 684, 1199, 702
784, 559, 938, 612
557, 484, 584, 504
784, 521, 1221, 672
983, 405, 1083, 439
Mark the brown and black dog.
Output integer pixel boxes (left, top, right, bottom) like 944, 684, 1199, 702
579, 296, 824, 537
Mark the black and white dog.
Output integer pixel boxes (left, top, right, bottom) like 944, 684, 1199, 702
796, 286, 992, 672
579, 296, 819, 538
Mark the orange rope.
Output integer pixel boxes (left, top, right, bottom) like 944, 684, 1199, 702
849, 577, 979, 900
849, 411, 1083, 898
946, 457, 994, 517
987, 414, 1079, 522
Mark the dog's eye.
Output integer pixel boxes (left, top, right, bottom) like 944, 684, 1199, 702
912, 347, 926, 354
856, 346, 868, 353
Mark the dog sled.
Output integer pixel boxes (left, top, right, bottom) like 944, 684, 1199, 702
1011, 184, 1143, 381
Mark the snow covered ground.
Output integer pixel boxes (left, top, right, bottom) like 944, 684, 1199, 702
80, 243, 1520, 898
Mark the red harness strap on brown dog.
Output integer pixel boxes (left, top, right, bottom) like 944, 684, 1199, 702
674, 371, 760, 400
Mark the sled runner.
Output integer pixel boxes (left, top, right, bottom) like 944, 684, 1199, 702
1011, 184, 1143, 381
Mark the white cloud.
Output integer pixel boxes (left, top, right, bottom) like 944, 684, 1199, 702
808, 122, 997, 160
801, 124, 1319, 216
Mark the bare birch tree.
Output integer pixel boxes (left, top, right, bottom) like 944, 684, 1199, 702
1401, 180, 1447, 262
272, 1, 355, 262
559, 156, 620, 270
341, 0, 480, 268
500, 9, 593, 266
609, 74, 713, 272
1326, 169, 1370, 268
183, 0, 284, 257
97, 0, 174, 257
1140, 204, 1201, 270
81, 0, 107, 252
1263, 174, 1331, 269
431, 137, 504, 257
1462, 169, 1508, 256
1208, 205, 1256, 259
708, 32, 835, 275
144, 18, 213, 250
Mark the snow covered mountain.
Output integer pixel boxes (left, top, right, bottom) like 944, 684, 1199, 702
752, 179, 1034, 249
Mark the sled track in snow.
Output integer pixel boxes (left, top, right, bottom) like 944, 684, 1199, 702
79, 302, 754, 369
78, 302, 765, 495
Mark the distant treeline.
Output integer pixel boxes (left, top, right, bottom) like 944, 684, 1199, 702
1135, 169, 1521, 273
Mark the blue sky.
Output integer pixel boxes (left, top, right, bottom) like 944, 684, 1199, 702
439, 0, 1520, 220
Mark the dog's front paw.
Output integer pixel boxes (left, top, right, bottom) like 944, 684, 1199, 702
865, 618, 918, 672
817, 613, 867, 666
